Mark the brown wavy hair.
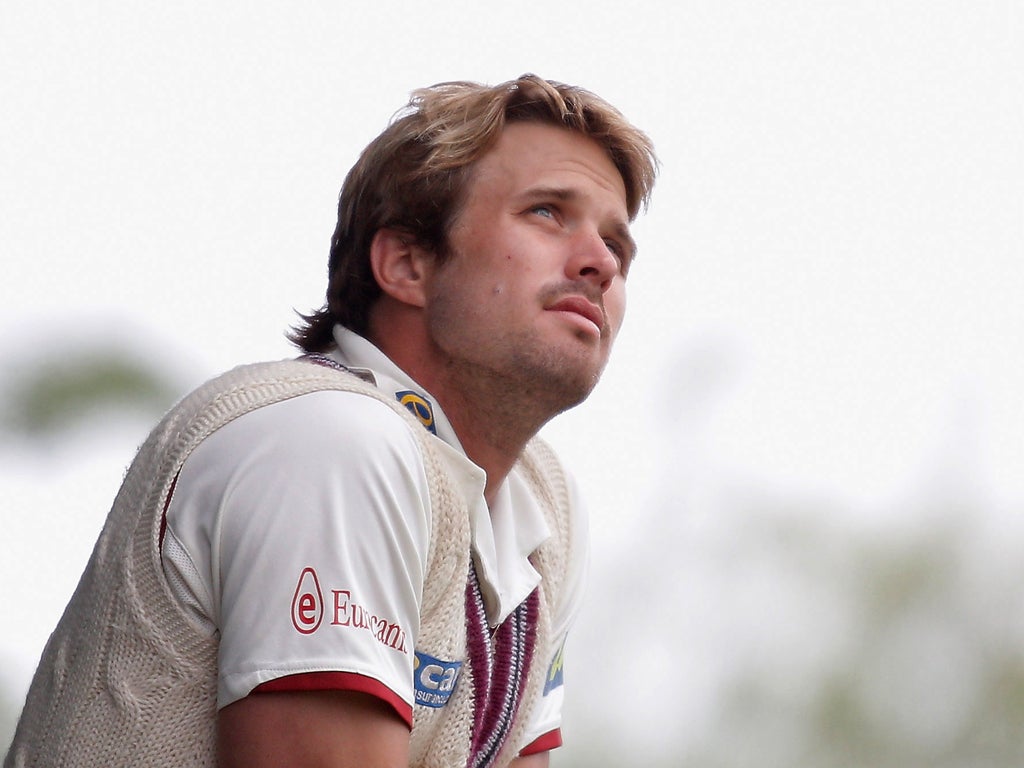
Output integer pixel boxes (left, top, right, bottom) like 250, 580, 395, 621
289, 73, 658, 351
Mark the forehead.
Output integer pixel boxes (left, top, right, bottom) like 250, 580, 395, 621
469, 122, 628, 208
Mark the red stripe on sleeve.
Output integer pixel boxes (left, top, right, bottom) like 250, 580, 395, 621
252, 671, 413, 729
519, 729, 563, 756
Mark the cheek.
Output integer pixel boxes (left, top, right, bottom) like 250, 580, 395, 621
606, 283, 627, 332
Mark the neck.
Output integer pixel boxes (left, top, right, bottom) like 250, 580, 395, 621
428, 370, 552, 506
368, 342, 553, 509
367, 304, 576, 506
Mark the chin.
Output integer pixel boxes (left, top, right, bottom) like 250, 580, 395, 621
541, 365, 603, 413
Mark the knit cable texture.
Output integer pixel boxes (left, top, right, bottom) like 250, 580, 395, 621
5, 359, 571, 768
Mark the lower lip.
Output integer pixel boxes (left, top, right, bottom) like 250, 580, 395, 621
550, 309, 602, 337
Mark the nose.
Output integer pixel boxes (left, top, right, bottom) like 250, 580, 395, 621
567, 229, 619, 292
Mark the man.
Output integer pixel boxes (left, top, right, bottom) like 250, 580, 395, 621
6, 74, 656, 767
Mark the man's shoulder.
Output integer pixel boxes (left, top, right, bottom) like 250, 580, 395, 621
202, 357, 378, 398
149, 357, 424, 465
170, 357, 391, 424
193, 357, 424, 438
172, 362, 433, 500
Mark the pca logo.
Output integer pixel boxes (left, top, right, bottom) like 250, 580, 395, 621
396, 390, 436, 434
413, 651, 462, 708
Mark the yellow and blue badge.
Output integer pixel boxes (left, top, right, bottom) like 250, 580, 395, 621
396, 390, 436, 434
543, 640, 565, 695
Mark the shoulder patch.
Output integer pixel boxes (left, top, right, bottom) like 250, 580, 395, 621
396, 390, 436, 434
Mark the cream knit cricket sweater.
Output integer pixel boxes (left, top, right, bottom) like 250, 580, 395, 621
5, 359, 571, 768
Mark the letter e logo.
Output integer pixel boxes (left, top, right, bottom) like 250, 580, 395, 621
291, 567, 324, 634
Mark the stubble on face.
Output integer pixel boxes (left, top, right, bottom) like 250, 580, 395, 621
425, 266, 614, 431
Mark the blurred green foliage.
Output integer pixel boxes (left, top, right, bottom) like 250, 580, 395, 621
1, 350, 180, 437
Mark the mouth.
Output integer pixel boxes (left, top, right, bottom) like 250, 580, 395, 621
546, 295, 605, 336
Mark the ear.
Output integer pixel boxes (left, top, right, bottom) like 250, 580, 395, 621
369, 228, 433, 308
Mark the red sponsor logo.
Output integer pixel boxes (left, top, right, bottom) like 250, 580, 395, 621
332, 590, 408, 654
291, 567, 324, 634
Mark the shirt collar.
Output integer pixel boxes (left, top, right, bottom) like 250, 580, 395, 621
328, 325, 465, 453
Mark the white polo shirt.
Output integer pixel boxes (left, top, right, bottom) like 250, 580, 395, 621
160, 326, 588, 752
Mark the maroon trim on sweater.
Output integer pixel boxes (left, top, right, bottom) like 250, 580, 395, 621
465, 564, 540, 768
158, 471, 180, 550
252, 671, 413, 729
520, 729, 562, 756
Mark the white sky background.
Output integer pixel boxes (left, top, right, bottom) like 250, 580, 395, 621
1, 0, 1022, 759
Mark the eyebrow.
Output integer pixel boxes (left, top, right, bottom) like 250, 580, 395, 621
518, 185, 638, 262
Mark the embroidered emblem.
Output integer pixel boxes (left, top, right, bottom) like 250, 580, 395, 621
414, 651, 462, 707
543, 640, 565, 695
396, 390, 436, 434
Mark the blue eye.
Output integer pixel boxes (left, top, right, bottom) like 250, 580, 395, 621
606, 240, 633, 275
531, 205, 555, 218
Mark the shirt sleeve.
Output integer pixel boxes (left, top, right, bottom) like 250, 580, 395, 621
162, 390, 431, 722
518, 470, 591, 754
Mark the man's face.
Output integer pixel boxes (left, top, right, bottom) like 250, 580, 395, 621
424, 121, 633, 413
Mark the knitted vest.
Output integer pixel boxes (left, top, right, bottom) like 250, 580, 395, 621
5, 360, 572, 768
